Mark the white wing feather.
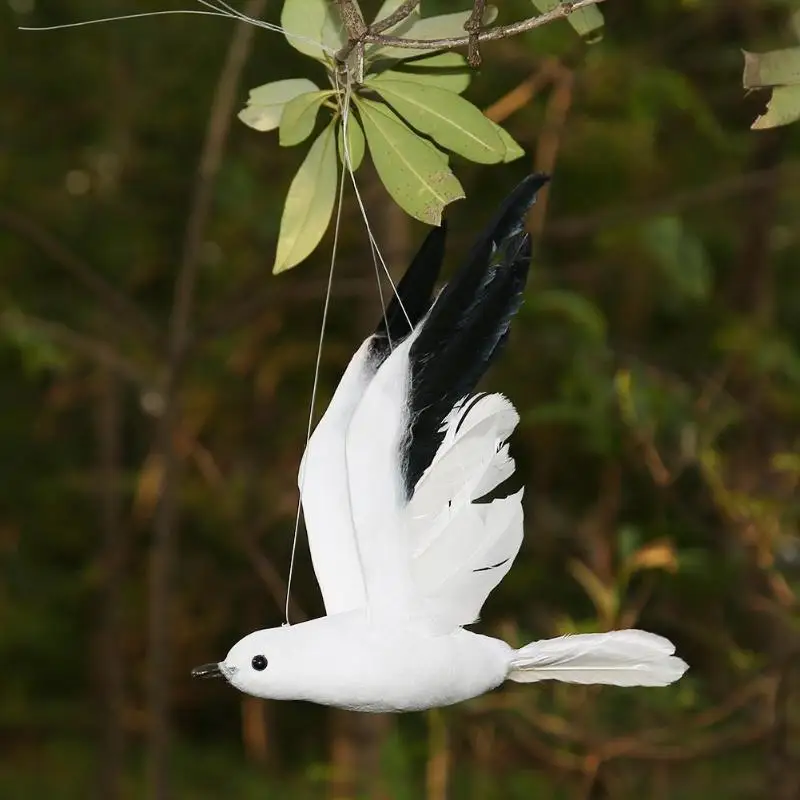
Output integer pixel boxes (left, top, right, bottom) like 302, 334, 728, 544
344, 336, 419, 619
407, 393, 524, 632
298, 340, 372, 615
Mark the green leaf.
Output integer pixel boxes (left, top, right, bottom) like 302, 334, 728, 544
743, 47, 800, 88
281, 0, 344, 62
1, 311, 71, 375
752, 85, 800, 129
279, 91, 334, 147
489, 120, 525, 162
368, 6, 498, 60
529, 0, 604, 42
365, 77, 505, 163
355, 97, 464, 224
337, 115, 365, 171
274, 122, 338, 273
380, 52, 472, 94
238, 78, 319, 132
640, 216, 711, 301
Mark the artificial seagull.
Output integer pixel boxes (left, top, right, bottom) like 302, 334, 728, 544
192, 175, 688, 712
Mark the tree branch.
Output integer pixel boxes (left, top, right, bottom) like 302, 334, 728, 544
0, 207, 158, 345
362, 0, 607, 52
145, 2, 266, 798
334, 0, 367, 38
0, 310, 151, 386
370, 0, 420, 35
333, 0, 368, 73
464, 0, 487, 67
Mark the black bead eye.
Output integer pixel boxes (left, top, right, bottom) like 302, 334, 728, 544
251, 654, 268, 671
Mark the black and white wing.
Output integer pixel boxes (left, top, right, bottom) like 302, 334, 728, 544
343, 174, 549, 629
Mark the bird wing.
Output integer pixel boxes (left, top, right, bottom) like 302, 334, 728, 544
299, 225, 446, 616
344, 174, 549, 629
408, 392, 524, 632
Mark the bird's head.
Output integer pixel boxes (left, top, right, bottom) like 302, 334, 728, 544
191, 626, 302, 700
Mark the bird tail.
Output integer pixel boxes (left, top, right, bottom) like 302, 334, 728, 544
507, 630, 688, 687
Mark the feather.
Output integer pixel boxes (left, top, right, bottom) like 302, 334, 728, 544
415, 493, 524, 632
409, 393, 519, 547
300, 222, 447, 616
370, 221, 447, 363
407, 392, 525, 632
401, 174, 550, 499
508, 631, 689, 687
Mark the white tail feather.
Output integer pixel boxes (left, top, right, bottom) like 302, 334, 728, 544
507, 630, 688, 687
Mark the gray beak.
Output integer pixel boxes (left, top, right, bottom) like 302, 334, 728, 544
191, 662, 224, 679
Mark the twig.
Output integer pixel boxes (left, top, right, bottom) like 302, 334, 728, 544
334, 0, 367, 38
193, 276, 379, 346
0, 310, 151, 386
464, 0, 487, 67
546, 161, 800, 240
333, 0, 367, 73
530, 61, 574, 236
362, 0, 607, 52
145, 2, 266, 798
239, 530, 309, 623
0, 207, 158, 345
483, 63, 555, 123
370, 0, 420, 35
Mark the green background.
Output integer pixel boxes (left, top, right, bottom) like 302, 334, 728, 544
2, 0, 799, 798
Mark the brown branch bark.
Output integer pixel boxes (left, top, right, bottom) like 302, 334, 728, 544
370, 0, 420, 34
145, 2, 266, 798
464, 0, 487, 67
362, 0, 607, 52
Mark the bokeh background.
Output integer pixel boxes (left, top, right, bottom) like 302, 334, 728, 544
3, 0, 800, 798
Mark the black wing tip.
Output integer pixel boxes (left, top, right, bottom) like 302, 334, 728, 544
372, 219, 449, 347
492, 173, 551, 239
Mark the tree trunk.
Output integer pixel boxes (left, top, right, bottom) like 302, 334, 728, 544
144, 6, 265, 797
328, 709, 394, 799
94, 369, 126, 800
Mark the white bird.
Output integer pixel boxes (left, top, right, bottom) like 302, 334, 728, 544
192, 175, 688, 712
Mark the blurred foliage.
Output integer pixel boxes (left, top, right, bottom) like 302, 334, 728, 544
2, 0, 800, 799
